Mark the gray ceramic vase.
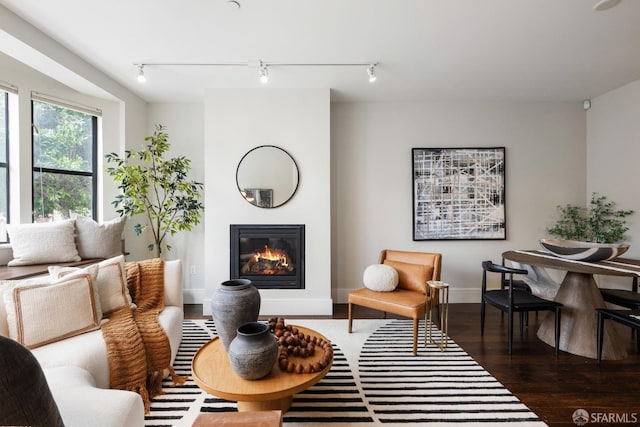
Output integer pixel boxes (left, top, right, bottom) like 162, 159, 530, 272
210, 279, 261, 350
228, 322, 278, 380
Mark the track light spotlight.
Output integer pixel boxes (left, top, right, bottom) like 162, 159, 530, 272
136, 65, 146, 83
133, 60, 380, 85
259, 62, 269, 84
367, 64, 377, 83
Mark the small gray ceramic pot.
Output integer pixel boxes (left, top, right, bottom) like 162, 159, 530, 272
227, 322, 278, 380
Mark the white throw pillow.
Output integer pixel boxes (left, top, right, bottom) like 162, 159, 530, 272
74, 216, 126, 259
0, 276, 52, 336
3, 273, 101, 349
49, 255, 132, 317
48, 264, 102, 319
6, 219, 81, 266
363, 264, 399, 292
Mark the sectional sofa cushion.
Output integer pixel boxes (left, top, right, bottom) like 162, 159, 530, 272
31, 305, 183, 390
45, 366, 144, 427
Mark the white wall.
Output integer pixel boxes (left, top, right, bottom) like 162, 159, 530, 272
586, 79, 640, 289
142, 104, 207, 304
145, 103, 206, 302
331, 101, 586, 302
203, 88, 332, 316
0, 51, 123, 224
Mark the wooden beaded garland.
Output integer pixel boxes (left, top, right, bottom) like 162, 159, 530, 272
268, 317, 334, 374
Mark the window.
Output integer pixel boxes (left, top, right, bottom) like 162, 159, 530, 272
0, 90, 8, 241
32, 100, 97, 222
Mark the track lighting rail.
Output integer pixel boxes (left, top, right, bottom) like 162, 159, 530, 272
133, 61, 379, 84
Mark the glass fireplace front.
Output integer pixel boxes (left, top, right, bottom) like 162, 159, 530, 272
230, 224, 305, 289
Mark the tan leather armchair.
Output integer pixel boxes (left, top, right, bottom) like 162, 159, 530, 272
348, 249, 442, 355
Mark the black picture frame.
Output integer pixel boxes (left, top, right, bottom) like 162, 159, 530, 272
412, 147, 506, 241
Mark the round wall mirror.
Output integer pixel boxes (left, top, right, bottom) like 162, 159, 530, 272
236, 145, 300, 208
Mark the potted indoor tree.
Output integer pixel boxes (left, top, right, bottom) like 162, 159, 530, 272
106, 125, 204, 257
543, 193, 634, 261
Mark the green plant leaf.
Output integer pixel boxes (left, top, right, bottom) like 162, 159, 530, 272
547, 193, 634, 243
106, 124, 204, 257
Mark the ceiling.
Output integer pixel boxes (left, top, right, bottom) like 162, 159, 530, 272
1, 0, 640, 104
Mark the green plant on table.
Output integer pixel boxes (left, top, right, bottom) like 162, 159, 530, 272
106, 124, 204, 257
547, 193, 634, 244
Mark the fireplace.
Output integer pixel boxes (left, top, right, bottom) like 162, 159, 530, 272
230, 224, 305, 289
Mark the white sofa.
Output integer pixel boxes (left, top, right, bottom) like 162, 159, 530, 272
0, 259, 184, 427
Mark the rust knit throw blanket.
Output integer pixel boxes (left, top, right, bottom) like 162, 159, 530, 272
101, 258, 186, 413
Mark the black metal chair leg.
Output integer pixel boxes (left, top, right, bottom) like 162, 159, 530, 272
555, 307, 561, 356
597, 310, 605, 363
519, 312, 524, 336
508, 309, 514, 355
480, 301, 486, 335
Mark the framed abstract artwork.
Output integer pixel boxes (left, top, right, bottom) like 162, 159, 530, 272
412, 147, 506, 240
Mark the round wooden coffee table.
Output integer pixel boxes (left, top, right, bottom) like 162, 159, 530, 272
192, 325, 332, 412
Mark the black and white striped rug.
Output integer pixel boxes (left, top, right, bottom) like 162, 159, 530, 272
145, 319, 547, 426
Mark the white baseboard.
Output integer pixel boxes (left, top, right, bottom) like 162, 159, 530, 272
446, 288, 481, 303
184, 289, 208, 305
260, 298, 333, 316
335, 287, 481, 304
198, 289, 481, 317
202, 298, 212, 315
202, 297, 333, 317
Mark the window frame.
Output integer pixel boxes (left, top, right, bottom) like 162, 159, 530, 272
0, 90, 9, 242
31, 100, 98, 221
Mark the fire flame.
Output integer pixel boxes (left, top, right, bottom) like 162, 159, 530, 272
253, 245, 289, 268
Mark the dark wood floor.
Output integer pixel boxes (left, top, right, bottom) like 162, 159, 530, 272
184, 303, 640, 427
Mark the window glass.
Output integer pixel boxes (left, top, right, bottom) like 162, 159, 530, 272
32, 100, 96, 221
0, 92, 6, 163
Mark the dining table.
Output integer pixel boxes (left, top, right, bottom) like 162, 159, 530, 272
502, 250, 640, 360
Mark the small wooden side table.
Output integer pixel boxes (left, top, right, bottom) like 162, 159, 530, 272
425, 280, 450, 351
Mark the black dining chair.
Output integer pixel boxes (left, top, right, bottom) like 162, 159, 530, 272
600, 277, 640, 309
600, 277, 640, 344
500, 257, 533, 326
596, 308, 640, 363
501, 257, 533, 294
481, 261, 563, 355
